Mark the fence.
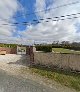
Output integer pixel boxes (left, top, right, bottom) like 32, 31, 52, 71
33, 52, 80, 72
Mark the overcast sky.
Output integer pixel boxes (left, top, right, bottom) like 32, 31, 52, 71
0, 0, 80, 45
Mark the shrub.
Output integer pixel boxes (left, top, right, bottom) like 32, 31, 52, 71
35, 45, 52, 52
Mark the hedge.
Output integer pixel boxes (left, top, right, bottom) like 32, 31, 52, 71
35, 45, 52, 52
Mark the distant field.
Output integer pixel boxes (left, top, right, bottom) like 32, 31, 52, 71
52, 48, 80, 54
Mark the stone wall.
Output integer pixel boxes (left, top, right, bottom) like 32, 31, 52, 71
0, 47, 17, 54
29, 46, 34, 63
0, 46, 34, 55
34, 52, 80, 71
26, 46, 30, 55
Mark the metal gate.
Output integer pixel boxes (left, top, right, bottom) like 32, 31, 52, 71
17, 46, 26, 55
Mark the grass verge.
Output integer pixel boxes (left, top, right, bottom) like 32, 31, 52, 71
29, 65, 80, 91
52, 48, 80, 54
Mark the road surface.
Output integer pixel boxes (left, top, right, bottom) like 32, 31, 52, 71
0, 69, 54, 92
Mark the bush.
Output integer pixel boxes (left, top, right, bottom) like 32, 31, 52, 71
35, 45, 52, 52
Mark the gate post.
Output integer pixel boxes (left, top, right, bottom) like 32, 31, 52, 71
29, 46, 36, 66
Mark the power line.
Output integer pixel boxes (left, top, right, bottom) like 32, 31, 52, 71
0, 1, 80, 22
0, 12, 80, 26
13, 1, 80, 17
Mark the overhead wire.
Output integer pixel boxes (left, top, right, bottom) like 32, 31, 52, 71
12, 1, 80, 17
0, 12, 80, 26
0, 1, 80, 44
0, 1, 80, 23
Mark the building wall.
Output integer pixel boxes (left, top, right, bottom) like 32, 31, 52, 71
34, 52, 80, 71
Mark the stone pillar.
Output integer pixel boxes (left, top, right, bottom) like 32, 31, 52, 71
29, 46, 35, 65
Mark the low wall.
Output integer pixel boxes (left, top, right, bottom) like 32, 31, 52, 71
0, 47, 17, 54
34, 52, 80, 71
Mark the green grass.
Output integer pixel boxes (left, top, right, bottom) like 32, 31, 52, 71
30, 66, 80, 91
52, 48, 80, 54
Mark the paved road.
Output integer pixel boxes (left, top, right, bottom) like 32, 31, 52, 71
0, 69, 54, 92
